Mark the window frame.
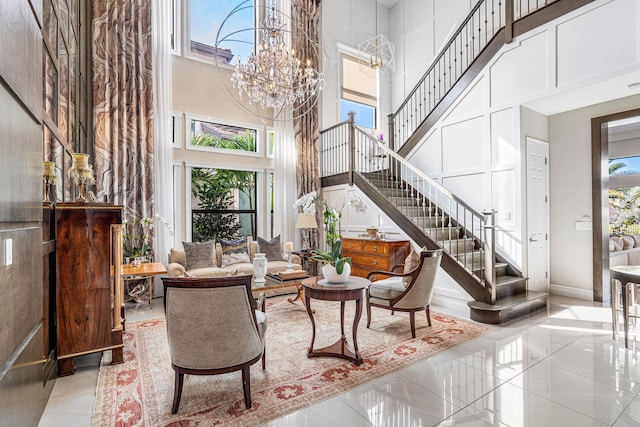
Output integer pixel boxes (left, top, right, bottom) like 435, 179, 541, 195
339, 50, 379, 129
185, 113, 263, 158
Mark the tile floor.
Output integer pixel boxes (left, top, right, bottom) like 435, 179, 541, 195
38, 295, 640, 426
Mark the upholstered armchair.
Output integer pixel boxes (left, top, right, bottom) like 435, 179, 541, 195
162, 274, 266, 414
366, 249, 443, 338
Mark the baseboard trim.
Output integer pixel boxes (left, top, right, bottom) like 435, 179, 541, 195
431, 293, 471, 317
550, 283, 593, 301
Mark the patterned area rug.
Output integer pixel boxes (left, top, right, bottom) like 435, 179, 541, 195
92, 297, 490, 426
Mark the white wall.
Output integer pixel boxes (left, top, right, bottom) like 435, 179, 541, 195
549, 94, 640, 299
389, 0, 474, 110
320, 0, 393, 129
377, 0, 640, 299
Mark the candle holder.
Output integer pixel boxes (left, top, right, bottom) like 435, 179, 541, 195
68, 153, 95, 202
286, 250, 293, 271
43, 161, 57, 203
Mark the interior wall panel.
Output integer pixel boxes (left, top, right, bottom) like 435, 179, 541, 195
442, 116, 486, 172
557, 0, 640, 87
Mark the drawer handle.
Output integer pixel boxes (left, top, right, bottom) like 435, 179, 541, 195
372, 246, 377, 251
372, 260, 377, 265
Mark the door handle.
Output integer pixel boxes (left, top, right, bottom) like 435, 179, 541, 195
529, 237, 538, 242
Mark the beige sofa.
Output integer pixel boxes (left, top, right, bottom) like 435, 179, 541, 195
610, 235, 640, 267
167, 240, 302, 279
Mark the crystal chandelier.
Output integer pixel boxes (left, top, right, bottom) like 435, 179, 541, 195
358, 0, 394, 74
231, 4, 323, 110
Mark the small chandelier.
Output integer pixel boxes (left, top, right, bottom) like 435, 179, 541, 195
231, 4, 323, 110
358, 0, 394, 74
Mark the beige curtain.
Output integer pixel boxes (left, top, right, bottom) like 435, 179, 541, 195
293, 0, 321, 249
92, 0, 154, 224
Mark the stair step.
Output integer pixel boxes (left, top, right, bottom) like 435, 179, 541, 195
423, 227, 461, 240
495, 275, 527, 298
468, 291, 548, 324
470, 262, 507, 277
378, 187, 416, 197
387, 196, 422, 206
439, 238, 475, 255
409, 215, 446, 227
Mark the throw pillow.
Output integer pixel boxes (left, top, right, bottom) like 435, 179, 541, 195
622, 235, 635, 250
182, 241, 216, 270
220, 237, 251, 267
257, 235, 284, 261
403, 249, 421, 287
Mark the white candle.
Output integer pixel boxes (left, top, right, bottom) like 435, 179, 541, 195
285, 241, 294, 252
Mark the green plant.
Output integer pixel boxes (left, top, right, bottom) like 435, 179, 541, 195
294, 191, 367, 272
123, 214, 173, 258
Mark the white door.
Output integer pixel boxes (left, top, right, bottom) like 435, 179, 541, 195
526, 138, 550, 292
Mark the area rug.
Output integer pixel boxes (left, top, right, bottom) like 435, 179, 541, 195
92, 297, 490, 426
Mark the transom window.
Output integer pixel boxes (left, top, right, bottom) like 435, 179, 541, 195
188, 117, 257, 154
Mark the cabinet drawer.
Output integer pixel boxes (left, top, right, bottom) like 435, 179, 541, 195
352, 255, 391, 271
342, 239, 362, 251
363, 241, 388, 255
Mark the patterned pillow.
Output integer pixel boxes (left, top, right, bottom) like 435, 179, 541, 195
257, 235, 284, 261
220, 237, 251, 267
402, 248, 421, 287
182, 241, 216, 270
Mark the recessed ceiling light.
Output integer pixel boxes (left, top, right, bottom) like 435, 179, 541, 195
628, 82, 640, 89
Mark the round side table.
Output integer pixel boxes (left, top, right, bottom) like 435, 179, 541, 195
301, 276, 370, 365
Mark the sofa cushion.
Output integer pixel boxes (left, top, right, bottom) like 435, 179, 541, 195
170, 247, 186, 266
622, 235, 635, 250
370, 277, 406, 300
220, 237, 251, 267
182, 241, 216, 270
403, 249, 420, 287
610, 237, 623, 252
257, 235, 284, 262
186, 266, 229, 277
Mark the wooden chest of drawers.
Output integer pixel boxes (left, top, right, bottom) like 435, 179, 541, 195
342, 237, 411, 278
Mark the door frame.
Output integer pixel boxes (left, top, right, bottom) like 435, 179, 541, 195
591, 108, 640, 302
526, 137, 550, 293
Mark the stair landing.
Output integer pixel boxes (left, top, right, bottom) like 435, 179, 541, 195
467, 291, 548, 324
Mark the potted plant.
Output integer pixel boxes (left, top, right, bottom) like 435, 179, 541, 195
294, 190, 367, 283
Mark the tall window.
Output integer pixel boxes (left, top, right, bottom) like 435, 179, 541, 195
340, 54, 377, 128
191, 167, 257, 242
189, 0, 255, 64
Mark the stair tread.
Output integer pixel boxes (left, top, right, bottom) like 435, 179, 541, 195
467, 291, 548, 311
495, 275, 527, 286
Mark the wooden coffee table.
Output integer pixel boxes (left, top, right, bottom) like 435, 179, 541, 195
254, 273, 308, 306
301, 276, 370, 365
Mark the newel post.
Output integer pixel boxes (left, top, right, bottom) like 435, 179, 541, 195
483, 209, 497, 304
505, 0, 514, 43
387, 113, 395, 152
347, 111, 355, 185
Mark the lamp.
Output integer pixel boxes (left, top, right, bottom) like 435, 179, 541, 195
68, 153, 95, 202
215, 0, 324, 121
43, 161, 57, 203
358, 0, 394, 74
296, 213, 317, 250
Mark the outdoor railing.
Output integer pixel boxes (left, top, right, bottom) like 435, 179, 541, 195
388, 0, 559, 151
320, 116, 497, 301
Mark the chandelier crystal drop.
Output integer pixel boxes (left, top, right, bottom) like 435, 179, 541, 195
231, 5, 323, 110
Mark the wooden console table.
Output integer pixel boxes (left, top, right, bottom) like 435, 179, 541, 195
342, 237, 410, 278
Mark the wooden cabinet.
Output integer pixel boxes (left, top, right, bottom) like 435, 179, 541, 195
55, 203, 124, 376
342, 237, 411, 278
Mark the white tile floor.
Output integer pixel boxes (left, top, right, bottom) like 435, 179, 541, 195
38, 295, 640, 426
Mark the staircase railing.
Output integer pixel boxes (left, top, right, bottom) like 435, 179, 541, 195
320, 117, 497, 302
388, 0, 559, 152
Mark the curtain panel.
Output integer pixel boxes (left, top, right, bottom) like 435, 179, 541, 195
92, 0, 154, 225
293, 0, 321, 249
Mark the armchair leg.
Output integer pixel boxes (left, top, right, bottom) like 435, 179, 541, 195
426, 306, 431, 326
366, 302, 371, 328
410, 311, 416, 338
171, 371, 184, 414
242, 365, 252, 409
262, 345, 266, 370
